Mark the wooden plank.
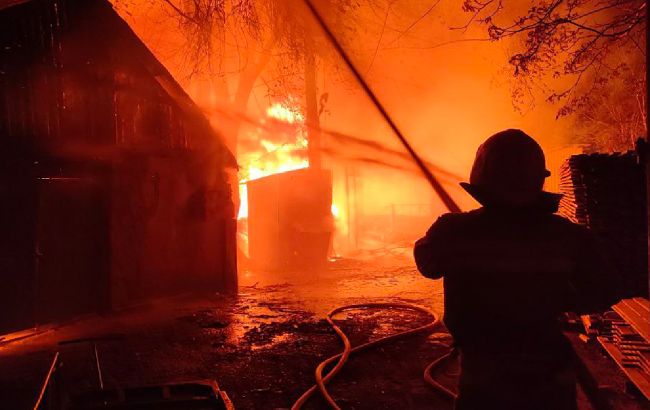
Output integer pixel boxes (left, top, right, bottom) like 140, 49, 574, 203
614, 299, 650, 343
632, 298, 650, 314
598, 337, 650, 401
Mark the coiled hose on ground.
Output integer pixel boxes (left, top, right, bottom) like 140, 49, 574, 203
291, 303, 458, 409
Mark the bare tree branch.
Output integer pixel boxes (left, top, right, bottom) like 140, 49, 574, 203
460, 0, 646, 151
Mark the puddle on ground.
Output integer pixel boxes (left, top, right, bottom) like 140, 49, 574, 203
250, 332, 293, 351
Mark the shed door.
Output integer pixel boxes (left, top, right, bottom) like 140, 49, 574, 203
35, 177, 109, 324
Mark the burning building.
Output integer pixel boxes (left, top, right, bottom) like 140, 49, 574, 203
235, 101, 334, 270
0, 0, 237, 334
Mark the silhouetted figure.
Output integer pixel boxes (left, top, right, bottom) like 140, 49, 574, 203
415, 129, 620, 410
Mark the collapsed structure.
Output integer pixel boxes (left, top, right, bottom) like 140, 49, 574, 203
0, 0, 238, 334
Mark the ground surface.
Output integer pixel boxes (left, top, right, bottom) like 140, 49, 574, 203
0, 252, 647, 409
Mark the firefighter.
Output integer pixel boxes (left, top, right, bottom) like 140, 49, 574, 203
414, 129, 620, 410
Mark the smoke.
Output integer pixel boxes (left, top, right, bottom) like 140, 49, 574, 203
111, 0, 640, 251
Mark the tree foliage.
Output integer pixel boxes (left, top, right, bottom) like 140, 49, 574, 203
461, 0, 647, 151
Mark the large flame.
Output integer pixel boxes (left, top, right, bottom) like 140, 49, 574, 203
265, 102, 302, 124
237, 101, 309, 220
237, 101, 345, 258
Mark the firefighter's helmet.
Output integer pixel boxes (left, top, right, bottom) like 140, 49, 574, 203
460, 129, 561, 208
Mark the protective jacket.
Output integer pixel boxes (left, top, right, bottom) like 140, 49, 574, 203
414, 203, 620, 409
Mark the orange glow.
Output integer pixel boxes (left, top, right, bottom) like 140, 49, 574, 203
237, 101, 310, 220
331, 203, 340, 218
265, 102, 303, 124
111, 0, 600, 258
237, 138, 309, 219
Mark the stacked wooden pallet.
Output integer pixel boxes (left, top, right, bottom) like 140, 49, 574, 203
558, 152, 647, 298
598, 298, 650, 400
559, 151, 650, 399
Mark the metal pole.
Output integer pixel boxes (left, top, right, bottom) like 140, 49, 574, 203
643, 1, 650, 298
33, 352, 59, 410
93, 343, 104, 390
302, 0, 461, 213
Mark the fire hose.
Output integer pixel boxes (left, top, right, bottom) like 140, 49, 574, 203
291, 303, 457, 409
293, 2, 462, 408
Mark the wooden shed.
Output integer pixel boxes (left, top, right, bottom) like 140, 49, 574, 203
0, 0, 238, 333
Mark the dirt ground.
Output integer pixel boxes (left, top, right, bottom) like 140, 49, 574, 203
0, 252, 646, 409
